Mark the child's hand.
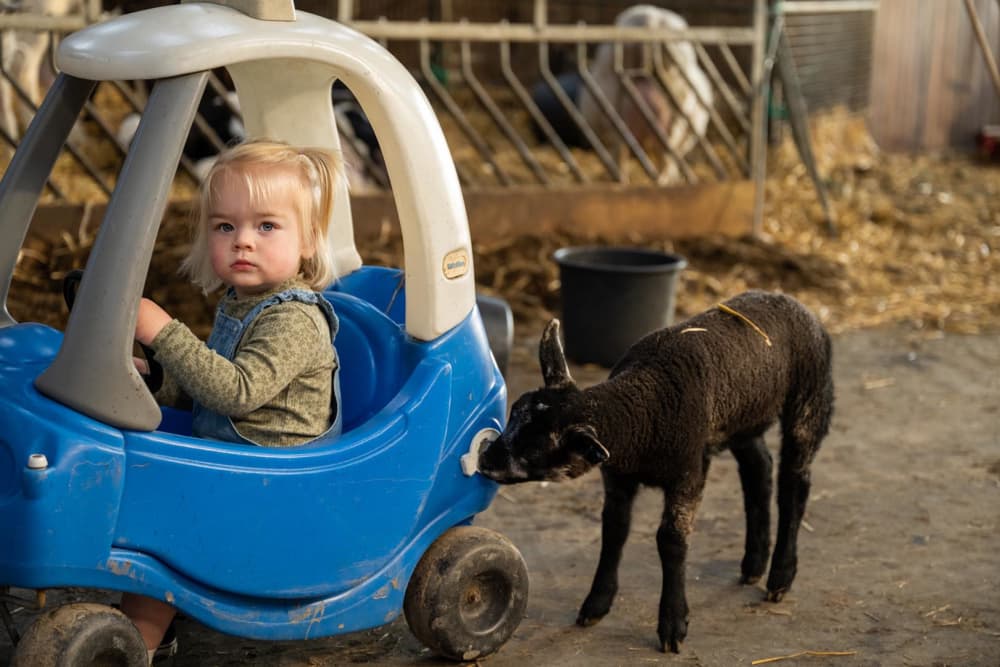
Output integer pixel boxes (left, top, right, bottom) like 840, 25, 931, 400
136, 298, 172, 346
133, 356, 149, 375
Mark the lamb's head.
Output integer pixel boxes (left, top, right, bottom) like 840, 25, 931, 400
479, 320, 609, 484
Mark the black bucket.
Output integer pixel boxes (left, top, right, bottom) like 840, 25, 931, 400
554, 246, 686, 367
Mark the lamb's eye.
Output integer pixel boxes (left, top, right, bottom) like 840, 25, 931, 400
535, 402, 550, 411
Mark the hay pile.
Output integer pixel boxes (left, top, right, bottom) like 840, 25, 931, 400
469, 109, 1000, 337
8, 108, 1000, 339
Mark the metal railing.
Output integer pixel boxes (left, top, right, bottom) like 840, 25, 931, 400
0, 0, 875, 207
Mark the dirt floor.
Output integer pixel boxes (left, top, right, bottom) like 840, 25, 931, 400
2, 322, 997, 667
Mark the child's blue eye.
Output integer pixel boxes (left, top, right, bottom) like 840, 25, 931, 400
215, 222, 234, 233
260, 222, 275, 232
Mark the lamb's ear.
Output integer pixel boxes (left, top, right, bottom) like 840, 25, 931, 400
540, 319, 573, 387
561, 424, 609, 465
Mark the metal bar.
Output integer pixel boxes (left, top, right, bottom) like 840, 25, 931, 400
0, 123, 67, 199
777, 25, 836, 235
533, 0, 546, 29
0, 74, 94, 328
208, 71, 240, 117
337, 0, 353, 23
99, 82, 216, 185
82, 96, 128, 159
614, 44, 698, 185
187, 76, 232, 156
651, 45, 728, 180
0, 37, 112, 198
778, 1, 879, 14
577, 40, 658, 183
538, 41, 620, 181
964, 0, 1000, 102
0, 14, 87, 31
115, 77, 205, 184
498, 35, 586, 184
693, 42, 750, 133
349, 21, 757, 45
107, 80, 148, 112
85, 0, 103, 23
418, 35, 509, 186
718, 42, 752, 97
460, 34, 549, 185
662, 41, 749, 173
751, 1, 777, 238
46, 30, 60, 80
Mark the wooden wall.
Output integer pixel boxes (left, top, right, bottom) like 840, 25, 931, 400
869, 0, 1000, 153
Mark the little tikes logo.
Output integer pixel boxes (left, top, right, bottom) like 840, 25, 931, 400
442, 248, 469, 279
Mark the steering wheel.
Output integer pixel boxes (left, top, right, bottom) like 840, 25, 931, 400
63, 269, 164, 392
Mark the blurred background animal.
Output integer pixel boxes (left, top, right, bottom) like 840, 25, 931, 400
530, 5, 712, 184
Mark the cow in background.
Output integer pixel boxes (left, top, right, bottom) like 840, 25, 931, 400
531, 5, 713, 184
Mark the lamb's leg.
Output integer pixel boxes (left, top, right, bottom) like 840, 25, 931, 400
577, 470, 639, 626
731, 435, 773, 584
656, 490, 703, 653
767, 393, 829, 601
767, 454, 810, 601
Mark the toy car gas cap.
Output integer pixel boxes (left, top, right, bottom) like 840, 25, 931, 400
460, 428, 500, 476
27, 454, 49, 470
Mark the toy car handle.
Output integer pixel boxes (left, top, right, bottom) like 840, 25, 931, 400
62, 269, 164, 393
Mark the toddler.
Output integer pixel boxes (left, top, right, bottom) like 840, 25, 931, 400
123, 139, 345, 662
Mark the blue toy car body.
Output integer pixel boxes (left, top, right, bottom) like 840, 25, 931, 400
0, 1, 525, 663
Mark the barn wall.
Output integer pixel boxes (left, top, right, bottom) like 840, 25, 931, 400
869, 0, 1000, 153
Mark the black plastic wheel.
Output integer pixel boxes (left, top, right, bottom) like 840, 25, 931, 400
404, 526, 529, 661
11, 602, 148, 667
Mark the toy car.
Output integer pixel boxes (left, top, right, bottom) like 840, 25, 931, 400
0, 1, 526, 664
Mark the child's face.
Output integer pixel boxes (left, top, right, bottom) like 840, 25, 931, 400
207, 165, 313, 298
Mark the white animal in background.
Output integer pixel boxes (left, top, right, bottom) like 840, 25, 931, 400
579, 5, 713, 184
0, 0, 82, 146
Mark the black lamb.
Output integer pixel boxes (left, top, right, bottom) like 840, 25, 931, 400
478, 290, 834, 653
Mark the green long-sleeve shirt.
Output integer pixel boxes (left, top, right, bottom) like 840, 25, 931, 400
150, 279, 336, 447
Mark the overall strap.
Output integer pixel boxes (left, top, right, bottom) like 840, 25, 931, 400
238, 288, 339, 342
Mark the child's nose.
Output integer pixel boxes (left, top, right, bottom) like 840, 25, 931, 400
233, 228, 254, 248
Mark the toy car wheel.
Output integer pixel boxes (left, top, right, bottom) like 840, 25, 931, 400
404, 525, 529, 661
11, 602, 148, 667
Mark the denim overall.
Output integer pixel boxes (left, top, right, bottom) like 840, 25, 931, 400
191, 288, 342, 445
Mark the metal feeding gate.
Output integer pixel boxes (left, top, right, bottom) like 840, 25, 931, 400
338, 0, 760, 190
0, 0, 877, 238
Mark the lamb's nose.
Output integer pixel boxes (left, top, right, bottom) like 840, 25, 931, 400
477, 441, 508, 475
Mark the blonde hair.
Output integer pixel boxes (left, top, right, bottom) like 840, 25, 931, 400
182, 139, 344, 293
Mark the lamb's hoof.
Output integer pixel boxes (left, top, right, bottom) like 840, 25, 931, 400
657, 618, 687, 653
739, 573, 762, 585
577, 592, 613, 627
766, 588, 788, 602
659, 639, 682, 654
